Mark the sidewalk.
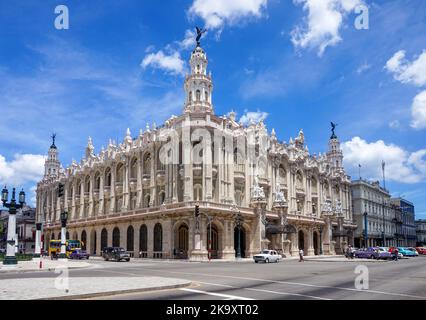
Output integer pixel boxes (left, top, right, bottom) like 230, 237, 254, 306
0, 276, 192, 300
0, 258, 94, 273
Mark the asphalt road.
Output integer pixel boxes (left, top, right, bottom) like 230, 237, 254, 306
1, 256, 425, 300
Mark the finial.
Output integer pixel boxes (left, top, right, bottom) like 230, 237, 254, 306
195, 26, 207, 47
139, 128, 143, 137
126, 128, 131, 137
146, 123, 150, 132
152, 122, 157, 130
330, 122, 338, 139
50, 133, 57, 149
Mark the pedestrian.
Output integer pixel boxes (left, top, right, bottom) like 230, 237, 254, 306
299, 249, 304, 262
393, 248, 399, 261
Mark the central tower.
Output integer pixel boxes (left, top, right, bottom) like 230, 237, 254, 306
184, 44, 214, 114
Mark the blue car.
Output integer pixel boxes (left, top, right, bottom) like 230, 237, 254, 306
397, 247, 417, 257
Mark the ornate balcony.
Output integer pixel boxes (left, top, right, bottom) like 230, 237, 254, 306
193, 164, 202, 177
103, 186, 111, 197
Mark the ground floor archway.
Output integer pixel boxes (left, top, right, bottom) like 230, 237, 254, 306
90, 230, 97, 255
206, 224, 220, 259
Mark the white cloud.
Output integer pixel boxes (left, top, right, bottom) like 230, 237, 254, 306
342, 137, 426, 184
356, 62, 371, 74
188, 0, 268, 31
388, 120, 400, 129
239, 109, 268, 125
141, 50, 185, 76
0, 154, 45, 187
385, 50, 426, 87
291, 0, 363, 56
178, 29, 197, 50
411, 90, 426, 129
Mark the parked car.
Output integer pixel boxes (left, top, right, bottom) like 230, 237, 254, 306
253, 250, 282, 263
102, 247, 130, 262
406, 247, 419, 256
397, 247, 417, 257
376, 247, 392, 260
415, 247, 426, 255
69, 249, 90, 260
354, 247, 379, 259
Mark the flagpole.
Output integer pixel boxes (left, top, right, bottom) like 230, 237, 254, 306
382, 161, 386, 190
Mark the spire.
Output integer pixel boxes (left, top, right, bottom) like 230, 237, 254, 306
44, 134, 61, 180
85, 136, 94, 159
184, 31, 214, 114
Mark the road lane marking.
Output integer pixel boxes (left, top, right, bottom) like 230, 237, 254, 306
144, 269, 426, 300
198, 281, 330, 300
180, 288, 254, 300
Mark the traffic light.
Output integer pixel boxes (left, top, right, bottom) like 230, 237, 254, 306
58, 183, 64, 198
195, 205, 200, 218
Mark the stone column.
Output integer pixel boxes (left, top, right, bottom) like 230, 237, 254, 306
183, 118, 193, 202
79, 180, 85, 218
136, 155, 143, 208
307, 228, 315, 256
205, 138, 213, 201
71, 180, 76, 220
88, 173, 94, 217
222, 219, 235, 259
99, 170, 104, 215
110, 164, 116, 213
122, 158, 129, 211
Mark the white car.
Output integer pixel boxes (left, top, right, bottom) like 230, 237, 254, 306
253, 250, 282, 263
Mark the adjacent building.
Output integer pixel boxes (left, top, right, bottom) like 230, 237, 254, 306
351, 180, 397, 248
391, 198, 417, 247
0, 206, 36, 253
416, 220, 426, 247
36, 41, 356, 260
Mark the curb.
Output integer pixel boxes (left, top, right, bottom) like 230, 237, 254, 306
38, 281, 192, 300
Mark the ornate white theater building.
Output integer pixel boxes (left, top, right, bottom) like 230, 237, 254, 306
36, 41, 356, 260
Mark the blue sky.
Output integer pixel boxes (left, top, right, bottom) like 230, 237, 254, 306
0, 0, 425, 218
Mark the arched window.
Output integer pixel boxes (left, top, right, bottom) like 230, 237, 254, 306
112, 227, 120, 247
154, 223, 162, 252
145, 194, 151, 208
105, 168, 111, 187
196, 90, 201, 101
189, 91, 193, 102
143, 153, 151, 174
205, 90, 208, 102
116, 163, 124, 183
159, 191, 165, 205
127, 226, 134, 252
131, 158, 138, 179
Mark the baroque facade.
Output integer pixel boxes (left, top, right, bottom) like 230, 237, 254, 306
36, 43, 356, 260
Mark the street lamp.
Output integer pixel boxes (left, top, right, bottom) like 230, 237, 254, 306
319, 225, 324, 255
58, 211, 68, 260
1, 187, 25, 266
233, 207, 244, 259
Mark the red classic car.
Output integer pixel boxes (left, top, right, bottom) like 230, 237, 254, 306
415, 247, 426, 255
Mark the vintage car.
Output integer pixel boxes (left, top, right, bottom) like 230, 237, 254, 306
397, 247, 417, 257
353, 248, 380, 259
406, 247, 419, 256
102, 247, 130, 262
376, 247, 392, 259
69, 249, 90, 260
253, 250, 282, 263
415, 247, 426, 255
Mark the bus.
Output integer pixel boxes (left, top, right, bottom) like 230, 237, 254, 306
48, 240, 84, 258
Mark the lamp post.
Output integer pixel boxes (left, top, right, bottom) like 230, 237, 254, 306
1, 186, 25, 266
59, 211, 68, 260
363, 211, 368, 248
319, 226, 323, 255
233, 207, 244, 259
34, 222, 42, 260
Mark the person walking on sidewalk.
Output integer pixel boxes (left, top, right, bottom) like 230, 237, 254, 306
299, 249, 304, 262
